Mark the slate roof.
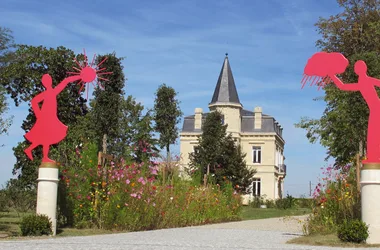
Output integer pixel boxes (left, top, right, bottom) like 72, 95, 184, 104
181, 111, 283, 138
210, 54, 241, 105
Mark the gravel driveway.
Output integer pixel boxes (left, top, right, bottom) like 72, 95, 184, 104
0, 215, 376, 249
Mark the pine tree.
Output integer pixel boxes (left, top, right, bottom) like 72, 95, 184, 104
190, 110, 255, 191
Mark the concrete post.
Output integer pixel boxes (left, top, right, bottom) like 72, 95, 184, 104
36, 162, 59, 236
361, 163, 380, 244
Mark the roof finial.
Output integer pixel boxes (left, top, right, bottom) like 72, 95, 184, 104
225, 52, 228, 57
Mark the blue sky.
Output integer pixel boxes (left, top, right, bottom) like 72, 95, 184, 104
0, 0, 341, 196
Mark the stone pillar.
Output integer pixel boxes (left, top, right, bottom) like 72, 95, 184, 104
254, 107, 262, 129
194, 108, 203, 130
361, 162, 380, 244
36, 162, 59, 235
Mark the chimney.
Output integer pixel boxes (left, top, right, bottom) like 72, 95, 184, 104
254, 107, 262, 129
194, 108, 203, 130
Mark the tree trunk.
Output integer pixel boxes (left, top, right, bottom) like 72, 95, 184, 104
102, 134, 107, 155
203, 164, 210, 186
163, 144, 170, 184
356, 140, 363, 195
101, 133, 107, 228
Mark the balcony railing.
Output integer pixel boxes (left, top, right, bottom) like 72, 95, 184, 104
278, 164, 287, 174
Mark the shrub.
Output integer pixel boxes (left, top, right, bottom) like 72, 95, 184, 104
60, 142, 242, 231
249, 196, 264, 208
264, 199, 275, 208
304, 165, 361, 235
276, 194, 295, 209
295, 197, 314, 209
337, 219, 368, 243
20, 214, 52, 236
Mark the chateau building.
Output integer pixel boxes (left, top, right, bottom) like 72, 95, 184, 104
179, 54, 286, 200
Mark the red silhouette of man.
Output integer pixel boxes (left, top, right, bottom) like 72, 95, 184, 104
328, 60, 380, 163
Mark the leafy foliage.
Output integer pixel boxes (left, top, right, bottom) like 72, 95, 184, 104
337, 219, 369, 243
0, 27, 15, 69
20, 214, 52, 236
305, 165, 361, 235
3, 179, 36, 215
0, 27, 15, 141
153, 83, 182, 154
190, 110, 256, 192
275, 194, 296, 210
92, 53, 125, 153
296, 0, 380, 165
0, 86, 13, 140
58, 141, 241, 230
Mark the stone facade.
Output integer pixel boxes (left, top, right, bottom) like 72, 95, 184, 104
179, 55, 286, 201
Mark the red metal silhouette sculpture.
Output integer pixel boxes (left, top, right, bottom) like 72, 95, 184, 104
24, 52, 112, 163
302, 52, 380, 163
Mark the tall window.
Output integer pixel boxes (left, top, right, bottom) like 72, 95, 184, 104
252, 178, 261, 196
252, 146, 261, 163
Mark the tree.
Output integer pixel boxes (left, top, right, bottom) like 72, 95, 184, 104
0, 45, 88, 188
217, 135, 256, 194
110, 95, 158, 163
0, 27, 15, 142
189, 111, 226, 178
189, 110, 255, 192
0, 27, 15, 69
92, 53, 125, 155
153, 84, 182, 180
296, 0, 380, 166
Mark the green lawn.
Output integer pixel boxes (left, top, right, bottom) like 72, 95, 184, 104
0, 212, 31, 237
288, 233, 380, 248
240, 207, 311, 220
0, 207, 311, 238
0, 212, 114, 238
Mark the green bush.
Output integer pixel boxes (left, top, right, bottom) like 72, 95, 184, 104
276, 194, 295, 209
250, 196, 264, 208
264, 199, 275, 208
295, 198, 314, 209
337, 219, 368, 243
20, 214, 52, 236
304, 166, 361, 235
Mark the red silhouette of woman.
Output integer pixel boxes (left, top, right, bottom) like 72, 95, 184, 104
24, 67, 96, 163
328, 61, 380, 163
302, 52, 380, 163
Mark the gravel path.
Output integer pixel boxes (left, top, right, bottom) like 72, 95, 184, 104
0, 215, 377, 250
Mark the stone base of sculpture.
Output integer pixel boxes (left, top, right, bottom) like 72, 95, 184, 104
361, 162, 380, 244
36, 162, 59, 236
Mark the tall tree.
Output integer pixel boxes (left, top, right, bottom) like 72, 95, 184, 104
110, 95, 158, 163
0, 45, 88, 188
296, 0, 380, 166
92, 53, 125, 155
189, 110, 255, 191
189, 110, 226, 179
217, 134, 256, 193
153, 84, 182, 179
0, 27, 15, 141
0, 86, 13, 140
0, 27, 15, 69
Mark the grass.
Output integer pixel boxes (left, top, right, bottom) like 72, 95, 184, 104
0, 207, 310, 239
240, 207, 311, 220
0, 211, 116, 239
288, 233, 380, 248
